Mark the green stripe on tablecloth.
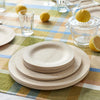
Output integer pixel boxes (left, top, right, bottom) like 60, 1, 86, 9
11, 36, 26, 45
78, 88, 100, 100
47, 88, 71, 100
95, 0, 100, 3
21, 37, 44, 46
0, 73, 14, 92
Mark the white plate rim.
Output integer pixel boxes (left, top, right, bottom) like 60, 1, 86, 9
0, 25, 15, 46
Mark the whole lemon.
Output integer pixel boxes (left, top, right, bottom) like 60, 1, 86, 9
75, 9, 91, 22
40, 12, 50, 22
16, 5, 27, 14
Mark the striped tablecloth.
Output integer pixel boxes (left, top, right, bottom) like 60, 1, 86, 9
0, 0, 100, 100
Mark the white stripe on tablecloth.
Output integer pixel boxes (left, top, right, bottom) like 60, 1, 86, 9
0, 69, 9, 74
83, 83, 100, 91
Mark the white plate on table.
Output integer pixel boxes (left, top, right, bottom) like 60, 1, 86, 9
23, 41, 74, 73
14, 48, 81, 81
0, 25, 15, 46
8, 45, 90, 90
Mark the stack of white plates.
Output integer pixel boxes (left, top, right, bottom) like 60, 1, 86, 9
8, 41, 90, 90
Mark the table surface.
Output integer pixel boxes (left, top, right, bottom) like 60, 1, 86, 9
0, 0, 100, 100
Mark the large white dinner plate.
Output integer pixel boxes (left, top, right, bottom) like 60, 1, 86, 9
8, 45, 90, 90
86, 6, 100, 17
23, 41, 74, 73
14, 47, 81, 81
0, 25, 15, 46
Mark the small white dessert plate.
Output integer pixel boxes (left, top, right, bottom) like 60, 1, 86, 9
14, 48, 81, 81
0, 25, 15, 46
8, 45, 90, 90
23, 41, 74, 73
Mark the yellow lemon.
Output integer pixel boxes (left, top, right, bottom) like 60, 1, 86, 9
16, 5, 27, 14
75, 9, 91, 22
40, 12, 50, 22
89, 35, 100, 52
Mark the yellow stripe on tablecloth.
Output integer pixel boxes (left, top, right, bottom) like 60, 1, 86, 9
36, 91, 51, 100
16, 87, 30, 97
68, 34, 72, 40
67, 35, 73, 45
91, 55, 100, 69
53, 33, 63, 39
95, 0, 100, 3
58, 26, 66, 32
33, 30, 49, 37
0, 58, 9, 70
67, 86, 82, 100
81, 71, 100, 86
58, 20, 67, 32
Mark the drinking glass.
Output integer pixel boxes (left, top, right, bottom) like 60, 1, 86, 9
0, 0, 6, 12
18, 10, 34, 37
66, 16, 100, 47
66, 0, 82, 15
57, 0, 69, 13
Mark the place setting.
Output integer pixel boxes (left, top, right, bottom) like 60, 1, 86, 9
1, 0, 100, 100
8, 41, 90, 90
8, 1, 100, 91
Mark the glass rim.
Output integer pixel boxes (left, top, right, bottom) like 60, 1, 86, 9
67, 16, 100, 28
18, 10, 34, 15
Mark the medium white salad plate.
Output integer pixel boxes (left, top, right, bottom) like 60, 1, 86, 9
23, 41, 74, 73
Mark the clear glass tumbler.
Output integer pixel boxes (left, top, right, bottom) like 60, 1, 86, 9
57, 0, 69, 13
0, 0, 6, 12
66, 0, 82, 15
19, 10, 34, 37
66, 16, 100, 47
